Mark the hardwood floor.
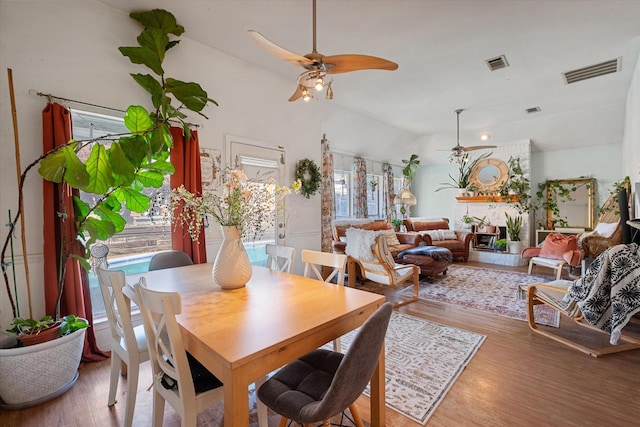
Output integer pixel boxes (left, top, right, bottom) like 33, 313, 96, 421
3, 261, 640, 426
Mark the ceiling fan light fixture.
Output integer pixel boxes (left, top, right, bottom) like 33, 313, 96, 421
302, 87, 311, 101
315, 76, 324, 91
325, 83, 333, 100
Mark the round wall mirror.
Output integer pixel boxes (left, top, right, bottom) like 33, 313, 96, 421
470, 158, 509, 192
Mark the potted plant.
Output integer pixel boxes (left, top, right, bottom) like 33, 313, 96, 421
466, 182, 478, 197
396, 154, 420, 217
502, 156, 531, 214
435, 152, 491, 193
494, 238, 508, 251
505, 213, 523, 254
391, 218, 404, 232
0, 9, 216, 407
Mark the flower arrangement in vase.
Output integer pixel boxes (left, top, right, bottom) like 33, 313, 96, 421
171, 170, 300, 288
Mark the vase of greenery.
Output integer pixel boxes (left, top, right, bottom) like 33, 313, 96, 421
494, 238, 508, 251
0, 9, 216, 407
435, 152, 491, 192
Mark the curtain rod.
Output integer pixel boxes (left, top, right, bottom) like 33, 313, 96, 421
30, 90, 201, 128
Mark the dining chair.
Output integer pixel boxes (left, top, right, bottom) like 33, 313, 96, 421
96, 267, 149, 427
257, 302, 393, 427
265, 244, 296, 273
134, 284, 224, 427
148, 250, 194, 271
302, 249, 347, 352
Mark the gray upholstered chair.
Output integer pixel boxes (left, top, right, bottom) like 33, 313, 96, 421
257, 302, 393, 427
148, 250, 193, 271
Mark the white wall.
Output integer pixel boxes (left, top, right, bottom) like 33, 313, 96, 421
0, 0, 416, 328
622, 53, 640, 216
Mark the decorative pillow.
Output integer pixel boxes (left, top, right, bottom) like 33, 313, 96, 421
345, 228, 379, 261
539, 233, 579, 260
422, 229, 456, 241
423, 230, 443, 241
382, 230, 400, 246
594, 222, 618, 238
442, 230, 457, 240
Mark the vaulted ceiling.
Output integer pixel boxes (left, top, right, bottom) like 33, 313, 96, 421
100, 0, 640, 164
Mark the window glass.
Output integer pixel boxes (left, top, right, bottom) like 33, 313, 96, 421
334, 170, 351, 218
367, 174, 381, 218
71, 109, 172, 318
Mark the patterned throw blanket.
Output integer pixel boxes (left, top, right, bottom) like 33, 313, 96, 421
568, 243, 640, 344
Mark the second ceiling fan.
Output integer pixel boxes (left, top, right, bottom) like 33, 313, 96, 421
449, 109, 496, 162
248, 0, 398, 102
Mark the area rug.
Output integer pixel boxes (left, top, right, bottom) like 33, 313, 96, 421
401, 265, 560, 327
332, 311, 486, 425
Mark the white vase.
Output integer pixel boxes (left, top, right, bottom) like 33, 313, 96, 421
213, 225, 252, 289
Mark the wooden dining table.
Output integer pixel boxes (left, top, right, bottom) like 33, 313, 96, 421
129, 263, 386, 427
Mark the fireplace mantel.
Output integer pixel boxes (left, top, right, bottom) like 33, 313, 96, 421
456, 196, 519, 203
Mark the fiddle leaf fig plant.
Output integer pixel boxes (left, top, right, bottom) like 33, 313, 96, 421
1, 9, 217, 324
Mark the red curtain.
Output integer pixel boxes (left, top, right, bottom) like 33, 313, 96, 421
169, 127, 207, 264
42, 103, 107, 362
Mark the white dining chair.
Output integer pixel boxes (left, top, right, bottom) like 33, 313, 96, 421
96, 268, 149, 427
301, 249, 347, 351
265, 244, 296, 273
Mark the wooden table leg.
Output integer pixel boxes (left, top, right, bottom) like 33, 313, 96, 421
224, 374, 250, 427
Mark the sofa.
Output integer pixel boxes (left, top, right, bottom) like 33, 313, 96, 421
403, 217, 474, 261
331, 219, 420, 259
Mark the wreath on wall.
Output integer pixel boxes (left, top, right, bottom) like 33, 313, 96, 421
295, 158, 321, 199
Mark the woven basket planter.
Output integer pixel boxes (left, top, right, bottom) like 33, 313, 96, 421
0, 325, 86, 409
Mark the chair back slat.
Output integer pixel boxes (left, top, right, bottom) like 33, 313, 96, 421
301, 250, 346, 286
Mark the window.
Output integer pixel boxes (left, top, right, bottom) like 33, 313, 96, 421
367, 174, 381, 218
334, 170, 351, 218
71, 109, 172, 318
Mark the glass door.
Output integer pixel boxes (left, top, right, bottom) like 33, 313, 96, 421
227, 136, 286, 266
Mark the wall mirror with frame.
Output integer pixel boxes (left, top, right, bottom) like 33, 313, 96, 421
470, 158, 509, 193
544, 178, 596, 230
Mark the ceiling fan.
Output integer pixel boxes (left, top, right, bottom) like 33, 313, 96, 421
449, 109, 496, 163
247, 0, 398, 102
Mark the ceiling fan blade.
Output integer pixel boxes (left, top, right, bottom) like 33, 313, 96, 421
247, 30, 314, 67
288, 85, 304, 102
462, 145, 497, 152
324, 54, 398, 74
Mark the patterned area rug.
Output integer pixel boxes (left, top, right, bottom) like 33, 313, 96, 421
402, 265, 560, 327
333, 311, 486, 425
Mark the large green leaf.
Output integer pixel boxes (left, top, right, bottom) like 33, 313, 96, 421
124, 106, 154, 133
38, 149, 67, 183
136, 170, 165, 188
109, 142, 136, 187
165, 78, 217, 112
72, 196, 90, 220
137, 28, 169, 63
84, 144, 113, 194
62, 146, 90, 189
150, 124, 170, 152
113, 187, 151, 213
82, 217, 117, 242
146, 160, 175, 174
119, 46, 164, 75
131, 73, 163, 104
95, 205, 127, 234
118, 135, 148, 165
130, 9, 184, 36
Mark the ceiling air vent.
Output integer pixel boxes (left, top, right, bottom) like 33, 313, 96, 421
485, 55, 509, 71
563, 58, 621, 84
526, 107, 541, 114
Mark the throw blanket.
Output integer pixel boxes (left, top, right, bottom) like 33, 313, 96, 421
568, 243, 640, 344
397, 246, 453, 263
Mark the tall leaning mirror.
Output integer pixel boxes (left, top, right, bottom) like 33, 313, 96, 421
544, 178, 596, 230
